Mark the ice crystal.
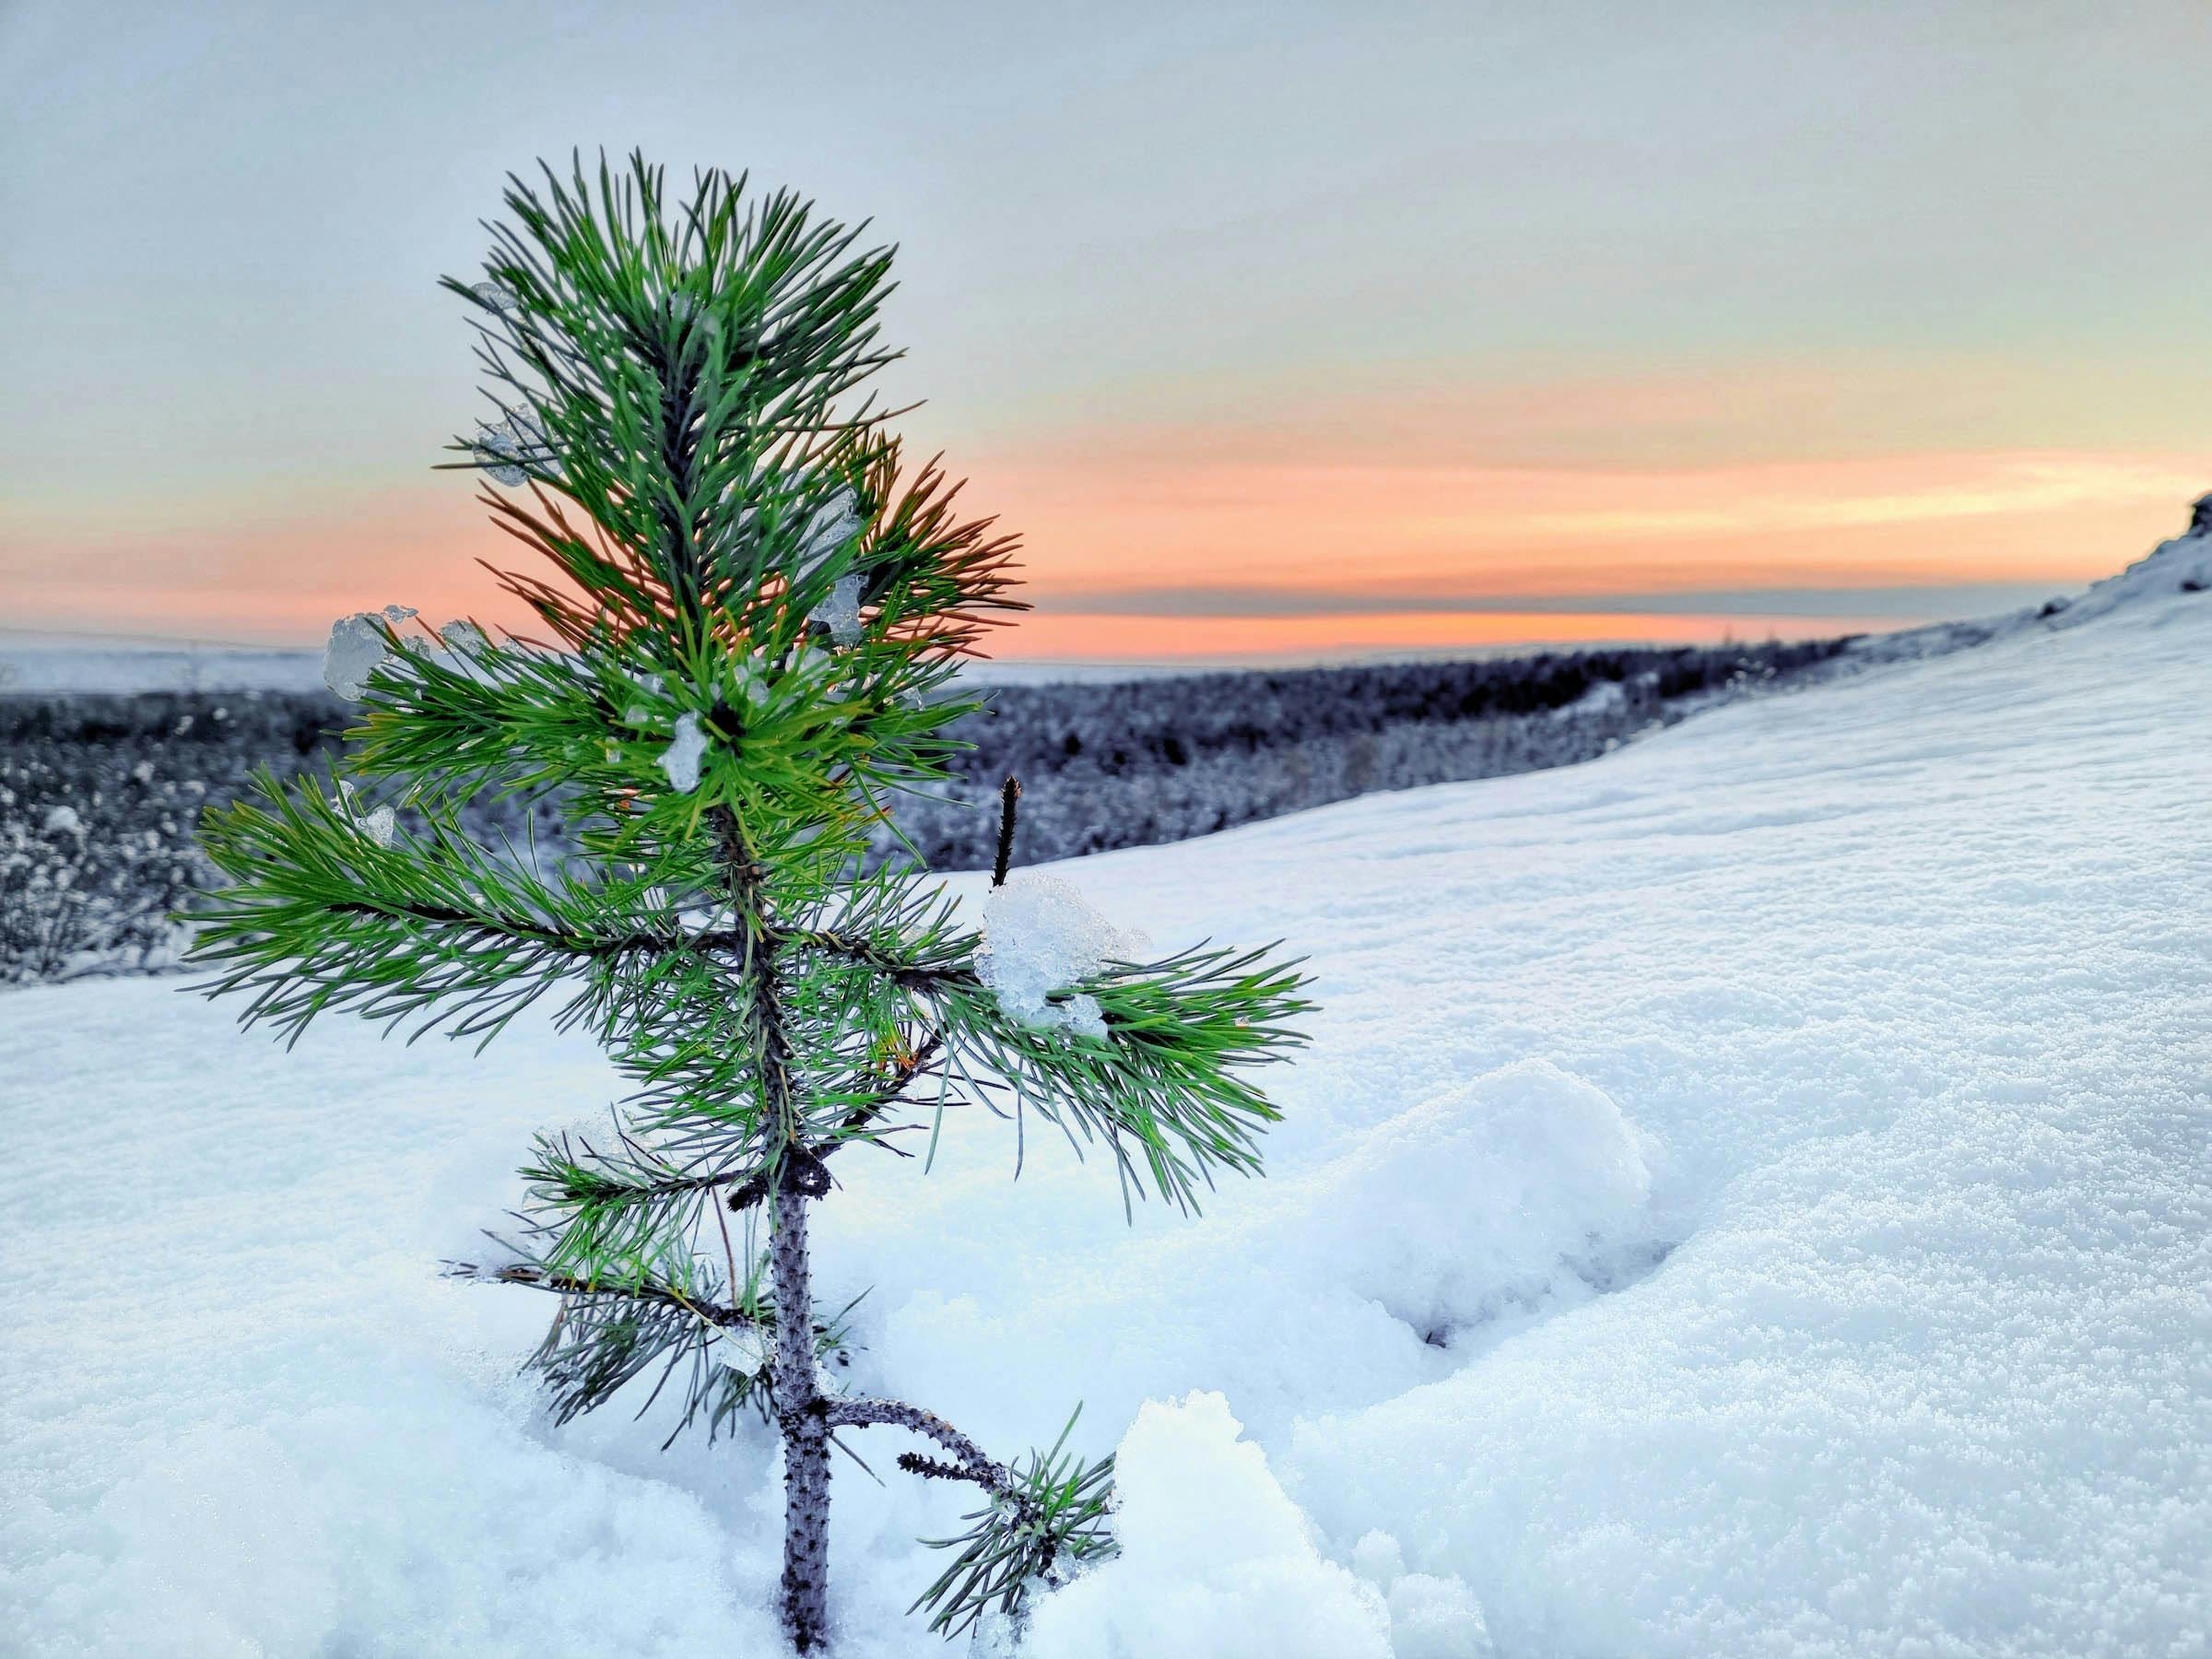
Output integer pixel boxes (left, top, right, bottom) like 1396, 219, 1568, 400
337, 782, 396, 849
324, 613, 391, 700
658, 712, 708, 793
794, 488, 865, 582
807, 572, 865, 643
471, 411, 554, 487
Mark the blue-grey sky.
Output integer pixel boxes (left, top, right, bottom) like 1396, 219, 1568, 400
4, 1, 2207, 657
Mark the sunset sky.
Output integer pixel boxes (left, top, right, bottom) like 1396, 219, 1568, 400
4, 1, 2208, 663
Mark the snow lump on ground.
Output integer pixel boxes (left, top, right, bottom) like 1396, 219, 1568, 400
2, 581, 2206, 1656
1022, 1393, 1400, 1659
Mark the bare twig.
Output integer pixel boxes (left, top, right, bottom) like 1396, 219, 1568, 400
992, 776, 1021, 888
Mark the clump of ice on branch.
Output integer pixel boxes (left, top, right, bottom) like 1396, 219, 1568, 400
658, 713, 708, 794
323, 607, 421, 700
715, 1324, 770, 1376
336, 782, 396, 850
977, 874, 1148, 1041
440, 620, 488, 655
324, 613, 393, 700
794, 488, 864, 582
471, 411, 553, 487
807, 572, 865, 644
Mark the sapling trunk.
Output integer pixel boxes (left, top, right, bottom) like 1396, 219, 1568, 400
189, 154, 1310, 1652
771, 1184, 833, 1647
713, 804, 835, 1646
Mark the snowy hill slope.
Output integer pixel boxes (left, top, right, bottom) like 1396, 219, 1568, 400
2, 588, 2206, 1657
2059, 490, 2212, 624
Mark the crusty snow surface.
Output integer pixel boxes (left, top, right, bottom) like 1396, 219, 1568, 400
3, 594, 2207, 1657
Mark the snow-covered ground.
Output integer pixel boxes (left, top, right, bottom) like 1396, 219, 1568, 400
0, 633, 332, 697
0, 631, 1162, 695
3, 585, 2206, 1657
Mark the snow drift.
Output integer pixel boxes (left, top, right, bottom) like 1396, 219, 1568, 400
2, 582, 2206, 1656
2058, 489, 2212, 623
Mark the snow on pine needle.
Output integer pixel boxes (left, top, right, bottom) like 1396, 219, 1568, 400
977, 873, 1151, 1041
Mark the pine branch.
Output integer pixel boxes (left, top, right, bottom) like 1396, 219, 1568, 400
829, 1396, 1007, 1491
777, 925, 971, 992
902, 1409, 1119, 1638
185, 771, 751, 1050
445, 1259, 764, 1328
771, 914, 1313, 1211
443, 1254, 855, 1449
898, 1451, 986, 1485
321, 894, 748, 962
721, 1030, 946, 1211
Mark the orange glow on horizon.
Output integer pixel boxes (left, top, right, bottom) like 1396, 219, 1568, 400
958, 444, 2203, 602
4, 444, 2195, 659
974, 609, 1919, 663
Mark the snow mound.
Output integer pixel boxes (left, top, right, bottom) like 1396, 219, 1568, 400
77, 1407, 772, 1658
860, 1063, 1659, 1467
1022, 1393, 1392, 1659
1310, 1060, 1653, 1339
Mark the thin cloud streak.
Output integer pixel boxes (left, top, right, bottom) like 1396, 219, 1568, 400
1001, 609, 1927, 665
1045, 582, 2064, 620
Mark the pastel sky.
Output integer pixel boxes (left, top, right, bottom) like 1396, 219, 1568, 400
4, 1, 2207, 662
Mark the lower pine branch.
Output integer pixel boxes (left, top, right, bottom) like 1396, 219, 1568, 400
442, 1260, 766, 1329
830, 1395, 1010, 1494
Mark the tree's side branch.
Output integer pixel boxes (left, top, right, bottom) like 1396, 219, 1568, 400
326, 897, 748, 962
721, 1030, 947, 1212
773, 926, 974, 994
443, 1260, 764, 1329
827, 1396, 1009, 1494
826, 1030, 946, 1146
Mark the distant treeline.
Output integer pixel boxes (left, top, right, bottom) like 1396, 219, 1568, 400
896, 638, 1855, 865
0, 635, 1852, 983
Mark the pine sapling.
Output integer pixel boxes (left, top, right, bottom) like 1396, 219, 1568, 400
187, 154, 1311, 1652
